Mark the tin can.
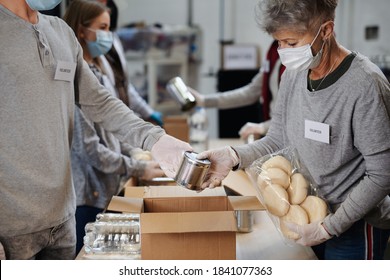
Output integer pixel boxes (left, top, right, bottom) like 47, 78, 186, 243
235, 210, 254, 233
175, 151, 211, 191
166, 77, 196, 111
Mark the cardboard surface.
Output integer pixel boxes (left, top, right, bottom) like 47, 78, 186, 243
163, 115, 189, 142
222, 170, 258, 196
107, 185, 240, 260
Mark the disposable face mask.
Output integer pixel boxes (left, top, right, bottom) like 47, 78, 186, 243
86, 29, 113, 58
277, 25, 325, 71
26, 0, 62, 11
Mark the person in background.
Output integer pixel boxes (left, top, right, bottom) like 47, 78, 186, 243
63, 0, 165, 255
197, 0, 390, 260
189, 40, 284, 140
94, 0, 164, 126
0, 0, 191, 260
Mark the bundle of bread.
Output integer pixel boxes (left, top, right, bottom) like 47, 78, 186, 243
256, 155, 328, 240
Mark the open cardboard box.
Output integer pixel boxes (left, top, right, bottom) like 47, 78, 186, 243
107, 182, 263, 260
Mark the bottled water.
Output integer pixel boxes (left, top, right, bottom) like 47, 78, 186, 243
189, 107, 208, 152
84, 213, 141, 255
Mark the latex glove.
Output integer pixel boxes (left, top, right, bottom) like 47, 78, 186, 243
238, 122, 267, 140
187, 87, 205, 107
151, 134, 193, 178
196, 146, 239, 189
140, 161, 166, 181
149, 111, 163, 126
285, 221, 333, 246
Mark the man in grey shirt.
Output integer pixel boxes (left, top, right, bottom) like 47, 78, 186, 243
0, 0, 191, 259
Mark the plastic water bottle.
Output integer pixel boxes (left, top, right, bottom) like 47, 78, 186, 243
189, 107, 208, 153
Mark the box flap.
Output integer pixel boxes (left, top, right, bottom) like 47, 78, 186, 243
124, 186, 147, 198
144, 196, 229, 213
222, 170, 257, 196
141, 211, 237, 233
228, 196, 265, 211
106, 196, 143, 213
131, 185, 227, 198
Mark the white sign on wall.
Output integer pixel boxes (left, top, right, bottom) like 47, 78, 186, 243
223, 45, 259, 70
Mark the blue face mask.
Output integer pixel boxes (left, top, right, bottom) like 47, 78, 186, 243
86, 29, 113, 58
26, 0, 62, 11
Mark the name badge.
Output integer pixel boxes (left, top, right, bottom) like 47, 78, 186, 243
54, 61, 76, 82
304, 120, 330, 144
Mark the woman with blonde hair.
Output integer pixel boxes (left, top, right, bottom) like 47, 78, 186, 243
64, 0, 165, 254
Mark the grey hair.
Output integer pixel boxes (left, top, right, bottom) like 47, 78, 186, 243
256, 0, 338, 35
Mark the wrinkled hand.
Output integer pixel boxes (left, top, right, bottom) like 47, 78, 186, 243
197, 146, 239, 189
187, 87, 205, 107
238, 122, 266, 140
149, 111, 164, 126
151, 134, 193, 178
140, 161, 166, 181
285, 221, 333, 246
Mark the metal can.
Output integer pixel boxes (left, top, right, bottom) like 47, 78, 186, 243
235, 210, 254, 233
166, 77, 196, 111
175, 151, 211, 191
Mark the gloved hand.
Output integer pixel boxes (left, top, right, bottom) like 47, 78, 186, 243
187, 87, 205, 107
196, 146, 239, 189
140, 161, 166, 181
285, 221, 333, 246
149, 111, 164, 126
151, 134, 193, 178
238, 122, 267, 140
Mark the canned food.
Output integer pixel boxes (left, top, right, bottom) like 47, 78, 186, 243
175, 151, 211, 191
166, 77, 196, 111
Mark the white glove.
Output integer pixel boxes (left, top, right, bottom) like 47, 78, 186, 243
196, 146, 239, 189
188, 87, 205, 107
238, 122, 267, 140
140, 161, 166, 181
285, 221, 333, 246
151, 134, 193, 178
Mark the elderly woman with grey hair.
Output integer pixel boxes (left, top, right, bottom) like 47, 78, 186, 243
198, 0, 390, 259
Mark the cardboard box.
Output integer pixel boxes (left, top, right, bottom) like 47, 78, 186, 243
163, 115, 189, 142
107, 185, 262, 260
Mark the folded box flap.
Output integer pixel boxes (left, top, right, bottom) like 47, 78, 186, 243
228, 196, 265, 211
107, 196, 143, 213
141, 211, 237, 234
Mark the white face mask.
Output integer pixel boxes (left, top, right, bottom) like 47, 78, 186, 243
277, 25, 325, 71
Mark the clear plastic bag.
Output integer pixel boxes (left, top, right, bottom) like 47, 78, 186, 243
246, 147, 329, 244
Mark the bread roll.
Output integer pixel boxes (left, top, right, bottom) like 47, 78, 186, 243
256, 173, 269, 192
262, 183, 290, 217
259, 167, 290, 189
287, 173, 308, 205
132, 150, 153, 161
300, 195, 328, 223
262, 155, 292, 175
280, 205, 309, 240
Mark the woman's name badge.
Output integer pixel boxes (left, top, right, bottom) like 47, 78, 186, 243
304, 120, 330, 144
54, 61, 76, 82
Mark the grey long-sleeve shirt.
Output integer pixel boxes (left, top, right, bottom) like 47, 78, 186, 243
0, 7, 164, 237
234, 53, 390, 236
72, 106, 146, 209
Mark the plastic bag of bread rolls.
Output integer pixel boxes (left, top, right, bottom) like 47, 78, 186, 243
246, 147, 329, 243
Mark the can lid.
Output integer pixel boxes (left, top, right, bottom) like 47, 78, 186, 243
184, 151, 211, 166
